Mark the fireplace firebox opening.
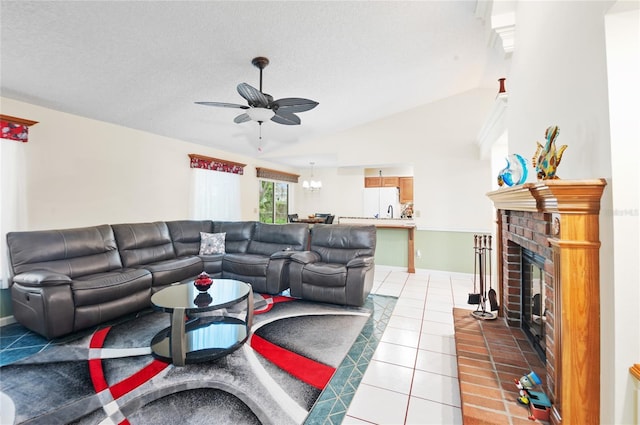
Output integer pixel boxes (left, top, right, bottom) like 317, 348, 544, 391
521, 248, 546, 362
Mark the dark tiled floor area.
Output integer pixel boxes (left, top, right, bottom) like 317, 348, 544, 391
0, 322, 50, 366
453, 308, 550, 425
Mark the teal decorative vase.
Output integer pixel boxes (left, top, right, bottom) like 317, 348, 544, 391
498, 154, 528, 187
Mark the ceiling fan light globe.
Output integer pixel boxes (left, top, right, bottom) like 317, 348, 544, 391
246, 107, 274, 122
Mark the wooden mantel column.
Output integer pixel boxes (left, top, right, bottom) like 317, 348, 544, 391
487, 179, 606, 425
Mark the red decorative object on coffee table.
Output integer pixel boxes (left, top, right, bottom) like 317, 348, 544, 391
194, 272, 213, 292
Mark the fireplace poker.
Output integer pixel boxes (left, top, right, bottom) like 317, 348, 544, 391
478, 236, 485, 310
468, 235, 481, 305
488, 235, 499, 311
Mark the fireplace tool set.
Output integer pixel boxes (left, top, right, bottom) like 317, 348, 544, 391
468, 234, 499, 320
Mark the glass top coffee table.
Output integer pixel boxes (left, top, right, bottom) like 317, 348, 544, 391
150, 279, 253, 366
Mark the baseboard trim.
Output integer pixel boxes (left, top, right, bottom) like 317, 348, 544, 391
0, 315, 17, 327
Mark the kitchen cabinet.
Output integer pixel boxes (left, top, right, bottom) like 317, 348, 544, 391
399, 177, 413, 203
364, 177, 381, 187
382, 177, 399, 187
364, 176, 400, 188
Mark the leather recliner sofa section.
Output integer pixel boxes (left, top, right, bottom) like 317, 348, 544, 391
166, 220, 310, 294
111, 221, 203, 291
289, 225, 377, 307
6, 225, 153, 339
6, 220, 375, 339
5, 220, 314, 339
221, 221, 309, 294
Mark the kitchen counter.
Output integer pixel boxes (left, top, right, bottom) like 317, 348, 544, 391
338, 217, 415, 227
338, 217, 415, 273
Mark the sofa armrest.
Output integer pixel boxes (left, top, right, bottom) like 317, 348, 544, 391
12, 270, 72, 287
291, 251, 322, 265
270, 249, 296, 260
346, 255, 375, 269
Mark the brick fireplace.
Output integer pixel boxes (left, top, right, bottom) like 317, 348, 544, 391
487, 179, 606, 425
500, 210, 557, 398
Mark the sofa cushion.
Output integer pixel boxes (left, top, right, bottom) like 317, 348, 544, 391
247, 222, 309, 256
310, 225, 376, 264
200, 253, 224, 275
112, 222, 176, 268
6, 225, 123, 277
140, 256, 203, 288
72, 268, 152, 306
213, 221, 255, 253
166, 220, 214, 257
222, 253, 269, 277
199, 232, 226, 255
300, 263, 348, 287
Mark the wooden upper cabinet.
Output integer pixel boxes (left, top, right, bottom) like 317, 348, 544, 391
382, 177, 399, 187
364, 177, 382, 187
399, 177, 414, 203
365, 176, 402, 188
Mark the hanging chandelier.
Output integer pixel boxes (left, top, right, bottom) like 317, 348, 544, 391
302, 162, 322, 191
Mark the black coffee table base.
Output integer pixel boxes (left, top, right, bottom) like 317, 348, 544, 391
150, 280, 254, 366
150, 315, 249, 364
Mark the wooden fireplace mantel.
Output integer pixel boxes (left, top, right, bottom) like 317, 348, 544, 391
487, 179, 607, 214
487, 179, 606, 425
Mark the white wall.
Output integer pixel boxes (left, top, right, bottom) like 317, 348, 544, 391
507, 2, 637, 423
292, 88, 496, 232
605, 5, 640, 424
0, 97, 297, 230
508, 1, 612, 179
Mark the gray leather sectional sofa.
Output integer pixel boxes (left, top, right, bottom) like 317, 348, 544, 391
6, 220, 375, 339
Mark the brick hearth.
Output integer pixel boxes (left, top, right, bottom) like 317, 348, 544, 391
453, 308, 548, 425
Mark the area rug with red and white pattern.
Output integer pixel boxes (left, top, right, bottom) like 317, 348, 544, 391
0, 293, 394, 425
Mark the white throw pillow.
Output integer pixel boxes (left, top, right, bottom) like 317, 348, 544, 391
199, 232, 226, 255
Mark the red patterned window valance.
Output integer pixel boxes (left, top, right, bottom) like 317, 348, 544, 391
188, 154, 246, 175
256, 167, 300, 183
1, 114, 38, 143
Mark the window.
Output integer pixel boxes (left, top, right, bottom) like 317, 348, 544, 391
259, 180, 289, 224
190, 168, 241, 220
1, 115, 34, 289
188, 154, 244, 221
255, 167, 299, 224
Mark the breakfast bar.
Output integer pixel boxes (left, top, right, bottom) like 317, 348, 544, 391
338, 217, 416, 273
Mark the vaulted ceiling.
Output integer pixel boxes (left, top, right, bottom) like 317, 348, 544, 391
1, 1, 508, 167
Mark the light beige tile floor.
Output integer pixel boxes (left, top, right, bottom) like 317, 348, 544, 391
343, 266, 475, 425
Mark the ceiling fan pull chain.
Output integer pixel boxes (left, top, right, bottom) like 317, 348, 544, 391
258, 122, 263, 152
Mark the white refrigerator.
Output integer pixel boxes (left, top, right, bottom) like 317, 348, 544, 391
363, 187, 400, 218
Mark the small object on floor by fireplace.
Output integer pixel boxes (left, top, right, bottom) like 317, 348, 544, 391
514, 372, 550, 421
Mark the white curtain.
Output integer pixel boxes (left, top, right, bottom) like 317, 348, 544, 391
0, 140, 27, 289
189, 168, 241, 221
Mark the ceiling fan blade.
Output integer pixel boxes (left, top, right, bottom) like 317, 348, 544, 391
271, 112, 301, 125
234, 113, 252, 124
237, 83, 270, 108
195, 101, 249, 109
272, 98, 319, 113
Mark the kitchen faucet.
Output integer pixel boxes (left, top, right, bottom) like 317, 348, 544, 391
387, 204, 393, 218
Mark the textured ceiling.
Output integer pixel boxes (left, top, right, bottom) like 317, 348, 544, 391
0, 1, 507, 167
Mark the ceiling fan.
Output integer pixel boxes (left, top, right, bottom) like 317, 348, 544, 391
195, 57, 319, 126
